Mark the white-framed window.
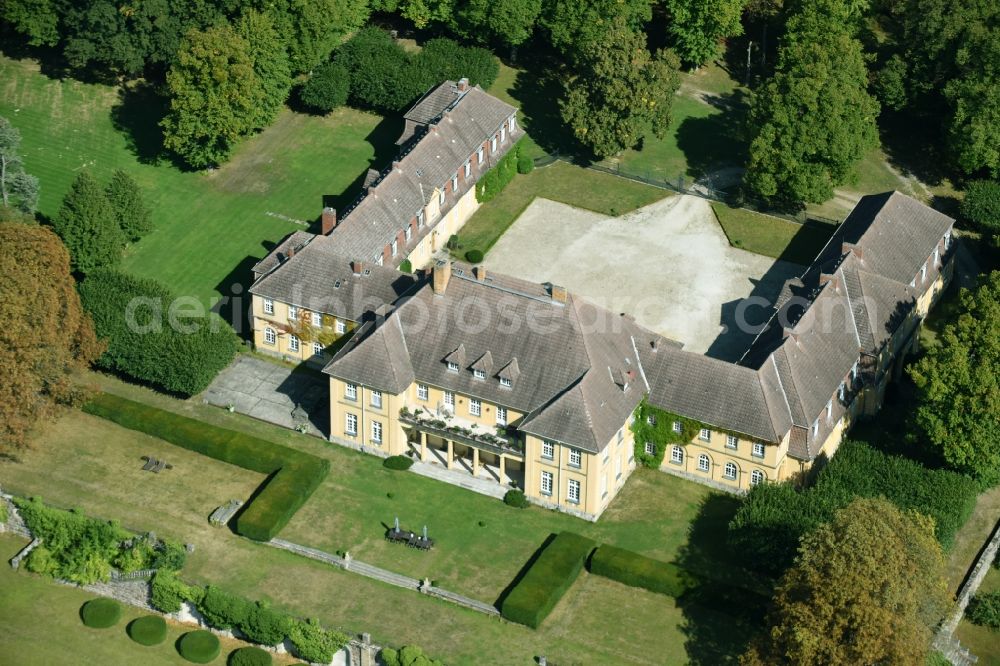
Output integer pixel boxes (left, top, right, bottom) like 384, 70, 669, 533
371, 390, 382, 408
569, 448, 582, 468
264, 327, 276, 345
345, 413, 357, 436
499, 376, 512, 388
447, 361, 459, 373
405, 226, 412, 242
500, 126, 506, 143
540, 471, 553, 495
491, 135, 498, 152
288, 305, 298, 321
671, 445, 684, 464
345, 383, 357, 400
288, 334, 300, 352
438, 189, 445, 205
469, 398, 481, 416
311, 311, 322, 327
752, 442, 765, 458
391, 239, 398, 257
567, 478, 581, 504
724, 462, 737, 480
417, 209, 424, 228
541, 440, 554, 460
750, 470, 765, 486
839, 382, 846, 401
672, 421, 682, 434
812, 419, 819, 438
851, 360, 859, 381
699, 428, 711, 442
263, 298, 274, 315
910, 277, 915, 288
336, 320, 347, 335
933, 246, 940, 266
600, 473, 608, 498
826, 398, 833, 420
417, 384, 429, 401
647, 415, 657, 426
312, 342, 323, 356
477, 147, 484, 163
726, 435, 738, 449
443, 391, 455, 408
377, 254, 384, 266
698, 454, 710, 472
473, 369, 486, 380
371, 420, 382, 444
944, 230, 952, 249
644, 441, 655, 456
496, 406, 507, 426
464, 161, 471, 178
921, 262, 927, 282
451, 174, 458, 191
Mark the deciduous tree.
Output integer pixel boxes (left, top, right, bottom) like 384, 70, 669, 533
909, 271, 1000, 486
269, 0, 371, 74
454, 0, 542, 47
105, 170, 152, 242
943, 25, 1000, 177
665, 0, 746, 67
0, 222, 102, 454
960, 180, 1000, 243
336, 27, 425, 112
236, 10, 292, 129
51, 171, 125, 274
542, 0, 653, 57
0, 116, 40, 213
300, 62, 351, 113
742, 498, 948, 666
0, 0, 60, 46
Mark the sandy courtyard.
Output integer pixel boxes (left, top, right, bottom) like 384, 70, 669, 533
484, 196, 803, 359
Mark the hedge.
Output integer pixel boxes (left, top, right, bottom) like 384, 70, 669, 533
588, 545, 697, 597
228, 646, 272, 666
83, 393, 329, 541
383, 455, 414, 471
178, 630, 221, 664
151, 570, 204, 613
476, 139, 525, 204
464, 249, 484, 263
503, 489, 529, 509
128, 615, 168, 646
381, 645, 444, 666
500, 532, 597, 628
80, 598, 122, 628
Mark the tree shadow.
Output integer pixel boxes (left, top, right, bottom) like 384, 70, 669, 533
675, 89, 749, 180
110, 81, 170, 165
507, 64, 579, 159
212, 254, 268, 341
878, 110, 953, 188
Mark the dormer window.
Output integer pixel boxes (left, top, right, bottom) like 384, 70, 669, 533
417, 210, 424, 228
473, 369, 486, 380
944, 230, 952, 249
499, 377, 512, 388
464, 161, 471, 178
920, 262, 927, 282
405, 226, 412, 242
812, 419, 819, 438
438, 189, 445, 205
477, 147, 484, 163
851, 361, 859, 381
491, 135, 498, 152
451, 174, 458, 191
391, 239, 398, 257
826, 398, 833, 420
500, 126, 507, 143
447, 362, 459, 373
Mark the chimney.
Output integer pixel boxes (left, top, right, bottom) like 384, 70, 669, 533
650, 338, 659, 353
321, 207, 337, 234
550, 284, 567, 304
433, 260, 451, 295
286, 245, 296, 260
457, 78, 469, 92
351, 260, 364, 275
474, 265, 487, 282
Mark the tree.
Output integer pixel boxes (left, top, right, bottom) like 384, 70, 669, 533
542, 0, 653, 57
454, 0, 542, 47
51, 171, 125, 274
105, 170, 152, 242
743, 0, 879, 205
909, 271, 1000, 486
0, 0, 61, 46
268, 0, 371, 74
236, 10, 292, 129
336, 28, 425, 112
161, 24, 267, 168
960, 180, 1000, 241
0, 222, 102, 454
559, 17, 681, 158
0, 116, 40, 213
665, 0, 746, 67
943, 25, 1000, 177
412, 38, 500, 90
300, 62, 351, 112
742, 498, 948, 666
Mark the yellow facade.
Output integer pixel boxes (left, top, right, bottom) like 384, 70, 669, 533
251, 295, 354, 364
657, 425, 787, 491
404, 185, 481, 270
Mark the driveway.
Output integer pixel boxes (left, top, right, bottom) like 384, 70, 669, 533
202, 355, 328, 437
484, 196, 802, 360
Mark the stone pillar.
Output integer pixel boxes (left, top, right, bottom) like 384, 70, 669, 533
446, 439, 454, 470
499, 455, 506, 485
472, 448, 480, 477
420, 431, 427, 462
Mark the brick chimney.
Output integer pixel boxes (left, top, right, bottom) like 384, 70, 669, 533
474, 265, 487, 282
351, 260, 364, 275
433, 260, 451, 295
286, 245, 296, 260
457, 78, 469, 92
321, 207, 337, 234
550, 285, 567, 304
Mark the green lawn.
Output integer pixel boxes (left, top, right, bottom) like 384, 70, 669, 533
0, 54, 393, 305
710, 202, 837, 266
0, 372, 757, 665
0, 535, 301, 665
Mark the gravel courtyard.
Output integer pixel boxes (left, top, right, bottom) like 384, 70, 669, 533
484, 196, 803, 360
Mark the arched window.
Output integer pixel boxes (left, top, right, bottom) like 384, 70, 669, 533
670, 445, 684, 464
750, 470, 765, 486
698, 454, 710, 472
264, 327, 276, 345
723, 462, 737, 480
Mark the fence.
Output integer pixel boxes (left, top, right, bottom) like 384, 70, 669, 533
111, 568, 158, 581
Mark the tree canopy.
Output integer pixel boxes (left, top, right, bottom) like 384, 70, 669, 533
0, 116, 40, 213
909, 271, 1000, 486
960, 180, 1000, 243
105, 170, 152, 242
665, 0, 746, 67
51, 171, 125, 274
742, 498, 948, 666
236, 10, 292, 131
0, 221, 102, 454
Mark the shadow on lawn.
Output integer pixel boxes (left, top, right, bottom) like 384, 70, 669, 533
675, 89, 749, 180
111, 81, 170, 165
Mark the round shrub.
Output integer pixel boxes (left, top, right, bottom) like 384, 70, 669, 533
128, 615, 168, 645
300, 62, 350, 112
465, 249, 484, 264
178, 630, 221, 664
383, 455, 414, 471
228, 646, 272, 666
80, 598, 122, 628
517, 152, 534, 174
503, 489, 529, 509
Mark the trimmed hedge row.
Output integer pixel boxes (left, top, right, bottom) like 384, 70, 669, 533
80, 598, 122, 628
83, 393, 329, 541
475, 138, 525, 203
588, 545, 697, 597
500, 532, 596, 628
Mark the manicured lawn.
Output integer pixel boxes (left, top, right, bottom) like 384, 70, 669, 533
0, 54, 393, 305
710, 202, 837, 266
0, 535, 300, 665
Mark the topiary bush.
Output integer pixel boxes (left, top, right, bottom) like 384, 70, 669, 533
966, 591, 1000, 629
503, 489, 529, 509
516, 152, 534, 174
399, 259, 413, 273
80, 598, 122, 628
383, 455, 414, 471
178, 630, 221, 664
228, 646, 272, 666
464, 249, 484, 263
588, 545, 697, 597
128, 615, 168, 646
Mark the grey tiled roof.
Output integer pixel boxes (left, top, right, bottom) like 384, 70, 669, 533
251, 230, 315, 276
249, 234, 418, 322
404, 80, 465, 125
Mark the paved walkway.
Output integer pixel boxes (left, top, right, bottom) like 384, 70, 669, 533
408, 459, 508, 500
202, 355, 328, 437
